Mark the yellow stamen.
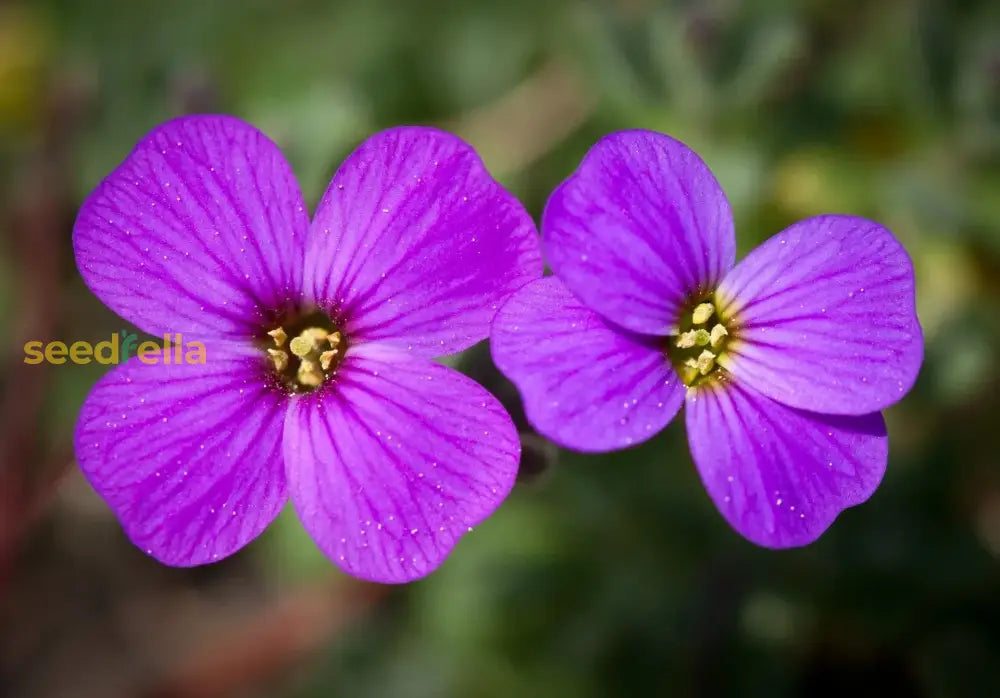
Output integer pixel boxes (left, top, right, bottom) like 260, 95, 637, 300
267, 348, 288, 372
267, 323, 342, 390
696, 350, 716, 375
676, 330, 698, 349
302, 327, 329, 344
668, 299, 732, 386
288, 336, 312, 358
691, 302, 715, 325
297, 359, 324, 387
319, 349, 338, 371
289, 326, 331, 358
267, 327, 287, 347
678, 357, 698, 383
709, 324, 728, 349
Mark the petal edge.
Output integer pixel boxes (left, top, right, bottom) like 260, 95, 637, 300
685, 380, 888, 548
543, 130, 736, 335
74, 344, 289, 565
717, 215, 923, 414
304, 126, 542, 358
73, 115, 309, 337
491, 276, 683, 452
284, 347, 520, 583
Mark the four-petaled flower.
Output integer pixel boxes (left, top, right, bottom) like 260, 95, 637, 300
491, 130, 923, 547
74, 116, 542, 582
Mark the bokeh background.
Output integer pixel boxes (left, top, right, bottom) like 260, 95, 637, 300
2, 0, 999, 696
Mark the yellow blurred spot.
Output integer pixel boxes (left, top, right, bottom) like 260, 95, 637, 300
911, 237, 977, 340
772, 150, 829, 217
0, 7, 52, 135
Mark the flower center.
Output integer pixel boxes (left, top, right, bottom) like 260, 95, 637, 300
261, 310, 345, 393
666, 298, 732, 387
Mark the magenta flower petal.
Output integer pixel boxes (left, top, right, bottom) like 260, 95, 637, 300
304, 127, 542, 358
74, 344, 288, 565
543, 130, 735, 335
73, 116, 310, 337
491, 277, 684, 452
685, 380, 887, 547
284, 345, 520, 583
717, 215, 923, 415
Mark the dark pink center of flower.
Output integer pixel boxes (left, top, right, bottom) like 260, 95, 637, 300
666, 296, 733, 388
259, 309, 346, 393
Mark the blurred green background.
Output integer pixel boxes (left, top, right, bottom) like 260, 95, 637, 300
2, 0, 999, 696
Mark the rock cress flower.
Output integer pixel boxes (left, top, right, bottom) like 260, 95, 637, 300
74, 115, 542, 581
491, 129, 922, 547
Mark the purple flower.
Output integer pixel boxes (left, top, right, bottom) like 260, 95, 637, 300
73, 116, 542, 582
491, 130, 922, 547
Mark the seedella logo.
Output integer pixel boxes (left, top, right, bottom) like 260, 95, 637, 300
23, 331, 207, 365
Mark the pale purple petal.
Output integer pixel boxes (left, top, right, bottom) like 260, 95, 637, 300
685, 380, 887, 548
491, 277, 683, 452
73, 115, 309, 338
543, 130, 735, 335
284, 345, 520, 583
716, 215, 923, 415
74, 343, 288, 565
304, 127, 542, 358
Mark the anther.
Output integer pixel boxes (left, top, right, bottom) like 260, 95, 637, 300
301, 327, 329, 344
709, 324, 728, 349
696, 350, 716, 375
676, 330, 698, 349
267, 327, 287, 347
288, 327, 323, 357
267, 348, 288, 372
669, 299, 731, 386
297, 359, 324, 387
691, 303, 715, 325
265, 317, 342, 392
319, 349, 338, 371
677, 329, 712, 348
